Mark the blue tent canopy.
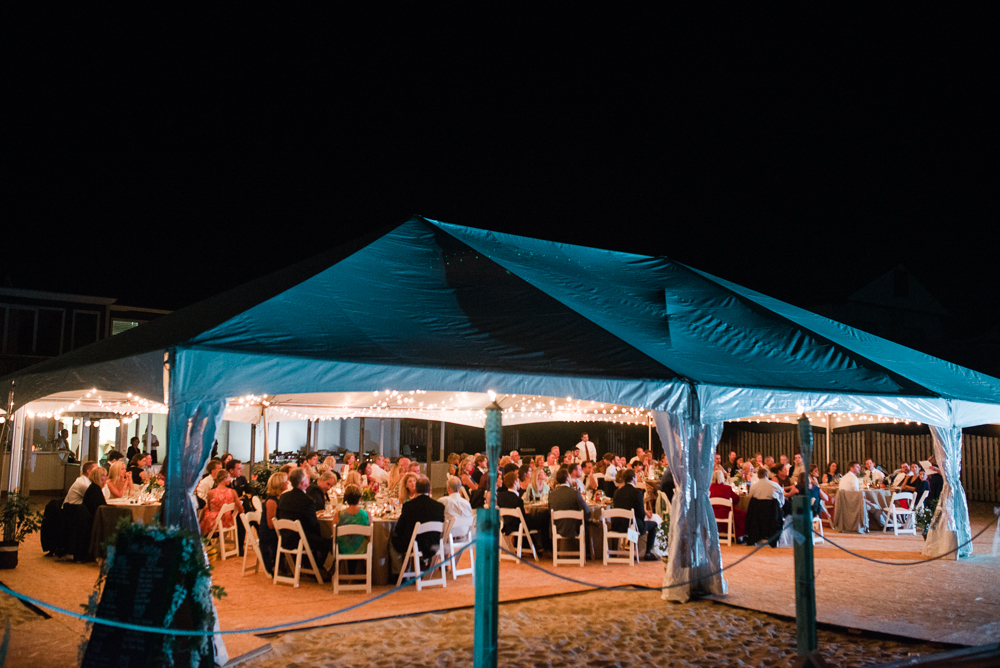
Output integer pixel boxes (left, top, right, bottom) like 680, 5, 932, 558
4, 215, 995, 587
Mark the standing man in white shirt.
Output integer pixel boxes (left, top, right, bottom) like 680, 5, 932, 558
575, 434, 596, 463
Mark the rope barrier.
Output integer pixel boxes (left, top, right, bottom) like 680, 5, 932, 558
813, 521, 995, 566
0, 543, 472, 637
496, 526, 785, 592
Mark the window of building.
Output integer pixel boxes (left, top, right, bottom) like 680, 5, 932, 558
6, 308, 36, 354
36, 308, 65, 356
112, 319, 144, 336
72, 310, 100, 350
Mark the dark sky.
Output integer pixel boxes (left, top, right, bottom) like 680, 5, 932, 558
3, 8, 996, 333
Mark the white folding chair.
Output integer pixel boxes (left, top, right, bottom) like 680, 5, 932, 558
397, 521, 448, 590
240, 510, 270, 576
208, 502, 240, 560
332, 523, 373, 594
913, 490, 929, 514
445, 515, 476, 583
551, 510, 586, 567
655, 491, 670, 519
498, 507, 538, 563
251, 496, 263, 514
710, 498, 734, 546
812, 515, 825, 544
272, 519, 325, 587
600, 508, 637, 566
884, 492, 916, 536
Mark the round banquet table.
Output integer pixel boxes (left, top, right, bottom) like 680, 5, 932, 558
319, 512, 397, 586
89, 501, 162, 560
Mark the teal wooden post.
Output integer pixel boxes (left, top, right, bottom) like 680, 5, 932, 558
794, 415, 818, 655
474, 402, 502, 668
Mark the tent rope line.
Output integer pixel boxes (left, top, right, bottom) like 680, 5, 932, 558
811, 522, 993, 566
0, 527, 786, 637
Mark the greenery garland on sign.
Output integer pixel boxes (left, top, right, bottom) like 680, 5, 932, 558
80, 519, 226, 667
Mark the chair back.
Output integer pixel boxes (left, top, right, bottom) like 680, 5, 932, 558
551, 509, 584, 521
891, 491, 914, 506
655, 491, 670, 517
710, 497, 733, 509
219, 502, 236, 517
449, 515, 475, 541
273, 518, 305, 540
245, 510, 261, 525
252, 496, 263, 513
415, 521, 444, 537
336, 523, 373, 539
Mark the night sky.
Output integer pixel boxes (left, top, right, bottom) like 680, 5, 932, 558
4, 9, 996, 338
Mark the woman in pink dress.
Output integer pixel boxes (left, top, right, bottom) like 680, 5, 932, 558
200, 469, 244, 535
709, 470, 746, 542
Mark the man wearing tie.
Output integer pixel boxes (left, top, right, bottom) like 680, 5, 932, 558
575, 433, 596, 463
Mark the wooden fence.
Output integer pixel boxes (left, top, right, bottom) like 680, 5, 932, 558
719, 429, 999, 503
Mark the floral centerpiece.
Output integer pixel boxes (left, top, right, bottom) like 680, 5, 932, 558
361, 487, 376, 504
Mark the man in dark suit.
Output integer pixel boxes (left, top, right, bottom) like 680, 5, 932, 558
496, 471, 549, 550
276, 468, 328, 567
547, 468, 590, 541
390, 476, 445, 575
306, 472, 337, 511
612, 468, 659, 560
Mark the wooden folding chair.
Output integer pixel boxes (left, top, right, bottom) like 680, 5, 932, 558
551, 510, 586, 567
710, 497, 734, 546
498, 507, 538, 563
208, 502, 240, 560
600, 508, 637, 566
272, 519, 324, 587
397, 521, 447, 590
445, 514, 476, 583
332, 523, 373, 594
240, 510, 269, 576
884, 492, 916, 536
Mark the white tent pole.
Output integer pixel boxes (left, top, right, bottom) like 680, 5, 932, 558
7, 407, 26, 493
145, 413, 153, 456
648, 415, 653, 454
261, 408, 269, 463
379, 419, 385, 457
440, 420, 446, 462
826, 415, 831, 466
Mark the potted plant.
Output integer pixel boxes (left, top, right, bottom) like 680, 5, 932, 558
653, 512, 670, 562
0, 492, 44, 569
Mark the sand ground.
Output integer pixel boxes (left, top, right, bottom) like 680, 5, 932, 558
1, 498, 996, 667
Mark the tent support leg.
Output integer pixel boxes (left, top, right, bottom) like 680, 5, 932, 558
474, 403, 502, 668
794, 416, 818, 655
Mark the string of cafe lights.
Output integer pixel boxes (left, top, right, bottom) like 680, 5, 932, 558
731, 411, 921, 426
4, 389, 167, 428
225, 390, 654, 425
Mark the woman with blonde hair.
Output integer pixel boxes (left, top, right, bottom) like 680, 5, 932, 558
399, 472, 418, 503
446, 452, 461, 477
105, 460, 133, 499
345, 470, 364, 490
522, 467, 549, 503
257, 472, 288, 574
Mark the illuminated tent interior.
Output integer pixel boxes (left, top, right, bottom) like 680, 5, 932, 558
4, 215, 1000, 601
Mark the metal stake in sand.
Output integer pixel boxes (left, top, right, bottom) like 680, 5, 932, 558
474, 401, 502, 668
794, 415, 818, 655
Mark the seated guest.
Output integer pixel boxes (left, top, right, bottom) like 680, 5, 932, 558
739, 461, 757, 485
709, 469, 746, 541
64, 461, 98, 506
389, 458, 412, 496
345, 470, 365, 490
307, 471, 337, 511
548, 468, 589, 541
196, 458, 224, 507
565, 463, 586, 496
808, 465, 832, 520
390, 476, 445, 576
470, 455, 488, 489
369, 455, 391, 485
542, 452, 558, 477
440, 476, 473, 528
399, 472, 419, 503
913, 468, 930, 504
791, 454, 805, 482
750, 467, 784, 506
105, 450, 125, 468
771, 465, 799, 516
332, 484, 370, 573
727, 451, 740, 477
822, 461, 840, 485
320, 455, 338, 475
612, 468, 658, 560
200, 470, 244, 536
277, 468, 328, 567
582, 460, 600, 492
496, 472, 526, 535
257, 472, 288, 574
106, 460, 133, 499
83, 466, 108, 518
864, 459, 886, 486
523, 468, 550, 503
278, 463, 296, 475
128, 453, 151, 485
659, 461, 675, 503
340, 453, 357, 479
839, 460, 884, 525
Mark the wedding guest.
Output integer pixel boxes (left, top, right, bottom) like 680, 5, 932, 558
83, 466, 109, 518
128, 453, 152, 485
822, 462, 840, 484
106, 460, 133, 499
749, 467, 784, 506
399, 472, 418, 503
64, 461, 98, 505
341, 453, 357, 479
332, 484, 370, 574
302, 453, 321, 480
581, 460, 600, 492
197, 459, 224, 504
709, 469, 746, 540
277, 468, 328, 567
200, 469, 243, 536
390, 477, 444, 578
257, 472, 288, 573
612, 468, 659, 560
459, 456, 477, 496
523, 467, 550, 502
308, 471, 337, 510
440, 476, 473, 527
548, 468, 589, 542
